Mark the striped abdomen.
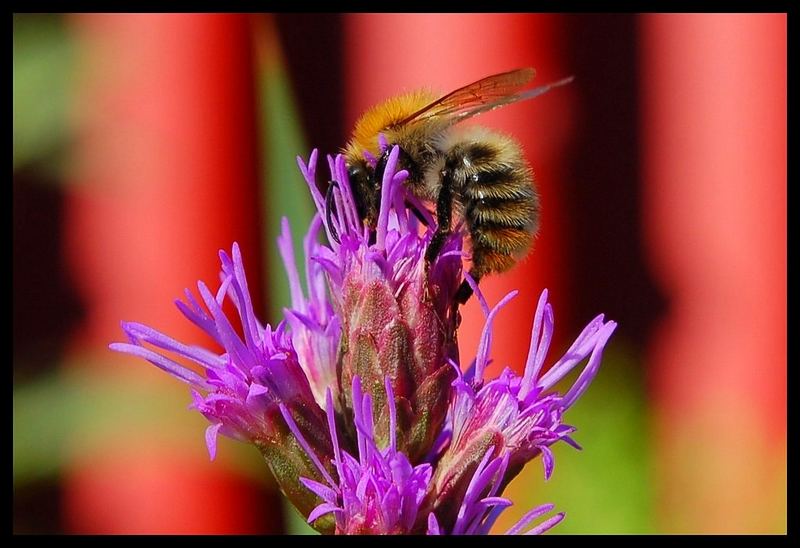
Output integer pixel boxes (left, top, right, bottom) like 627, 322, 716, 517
443, 129, 540, 280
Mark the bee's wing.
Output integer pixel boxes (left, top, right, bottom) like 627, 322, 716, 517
396, 68, 535, 126
396, 68, 573, 128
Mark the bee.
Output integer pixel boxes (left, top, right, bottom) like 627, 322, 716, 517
341, 68, 573, 303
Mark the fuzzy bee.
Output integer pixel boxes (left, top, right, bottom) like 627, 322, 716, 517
341, 68, 572, 303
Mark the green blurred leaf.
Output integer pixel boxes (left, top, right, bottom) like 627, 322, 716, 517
283, 498, 321, 535
13, 14, 74, 174
13, 361, 271, 487
257, 38, 315, 324
255, 20, 318, 535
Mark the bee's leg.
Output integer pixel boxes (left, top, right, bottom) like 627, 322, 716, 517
425, 178, 453, 263
325, 180, 341, 244
454, 273, 478, 304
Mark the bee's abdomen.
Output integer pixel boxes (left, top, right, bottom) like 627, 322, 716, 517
465, 194, 537, 229
443, 131, 540, 278
463, 165, 534, 201
467, 195, 538, 277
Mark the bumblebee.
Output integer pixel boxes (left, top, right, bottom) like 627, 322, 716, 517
342, 68, 573, 303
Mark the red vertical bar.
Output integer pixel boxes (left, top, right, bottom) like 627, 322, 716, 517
343, 14, 576, 377
641, 14, 786, 533
63, 14, 276, 533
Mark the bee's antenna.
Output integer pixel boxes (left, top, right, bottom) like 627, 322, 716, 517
325, 180, 341, 244
405, 200, 431, 227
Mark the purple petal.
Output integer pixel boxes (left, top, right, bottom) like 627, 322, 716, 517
303, 215, 326, 307
121, 321, 224, 369
520, 289, 552, 399
245, 382, 269, 407
561, 435, 583, 451
505, 503, 556, 535
538, 314, 608, 390
474, 290, 519, 383
561, 321, 617, 408
205, 423, 223, 461
174, 290, 223, 348
541, 445, 555, 480
228, 242, 261, 350
325, 389, 344, 479
298, 150, 326, 216
196, 280, 255, 373
427, 513, 441, 535
375, 146, 401, 249
278, 403, 336, 487
524, 512, 565, 535
307, 502, 343, 524
464, 272, 489, 317
109, 342, 210, 388
278, 218, 306, 313
385, 376, 397, 454
299, 477, 339, 503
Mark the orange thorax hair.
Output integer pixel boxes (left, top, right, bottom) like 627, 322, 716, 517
344, 89, 439, 159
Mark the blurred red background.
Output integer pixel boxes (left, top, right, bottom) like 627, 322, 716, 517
13, 13, 786, 534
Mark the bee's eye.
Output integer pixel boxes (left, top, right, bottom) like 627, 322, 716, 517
347, 165, 363, 180
348, 164, 373, 188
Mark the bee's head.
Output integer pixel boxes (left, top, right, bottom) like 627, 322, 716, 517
346, 158, 372, 192
344, 157, 376, 224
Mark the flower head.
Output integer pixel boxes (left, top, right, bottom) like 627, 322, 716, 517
292, 377, 433, 534
429, 283, 616, 531
109, 244, 336, 526
111, 145, 616, 534
299, 146, 462, 462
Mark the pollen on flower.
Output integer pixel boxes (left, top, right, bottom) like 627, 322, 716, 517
110, 145, 616, 535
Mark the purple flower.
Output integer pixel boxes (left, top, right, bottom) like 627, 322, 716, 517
289, 377, 433, 534
425, 449, 565, 535
110, 244, 313, 456
428, 281, 616, 531
109, 244, 337, 527
110, 144, 616, 534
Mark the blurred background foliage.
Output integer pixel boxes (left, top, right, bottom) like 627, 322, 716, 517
13, 13, 785, 534
13, 14, 75, 175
